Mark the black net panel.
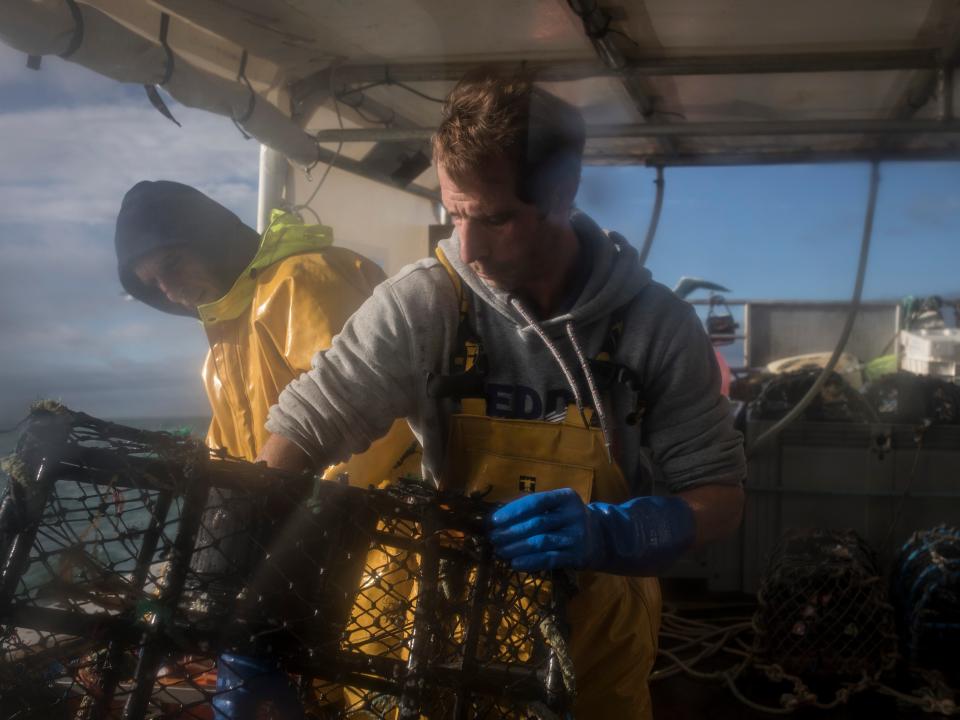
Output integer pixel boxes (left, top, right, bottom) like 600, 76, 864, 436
753, 529, 898, 681
0, 405, 572, 719
863, 372, 960, 426
749, 369, 878, 424
891, 524, 960, 680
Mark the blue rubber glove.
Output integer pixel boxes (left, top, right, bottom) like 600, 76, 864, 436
488, 487, 696, 575
213, 653, 305, 720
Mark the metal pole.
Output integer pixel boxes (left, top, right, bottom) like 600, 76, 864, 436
452, 543, 493, 720
629, 147, 960, 168
290, 49, 941, 100
122, 460, 210, 720
894, 303, 903, 370
398, 510, 441, 720
0, 462, 57, 611
562, 0, 680, 156
312, 118, 960, 143
940, 65, 955, 121
742, 303, 752, 370
257, 145, 288, 233
88, 490, 175, 720
309, 143, 439, 202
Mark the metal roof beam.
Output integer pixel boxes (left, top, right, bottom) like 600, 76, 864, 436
859, 0, 960, 161
290, 48, 943, 96
583, 147, 960, 168
620, 49, 942, 76
889, 4, 960, 122
313, 119, 960, 143
311, 144, 438, 202
562, 0, 680, 157
564, 0, 654, 116
289, 73, 436, 199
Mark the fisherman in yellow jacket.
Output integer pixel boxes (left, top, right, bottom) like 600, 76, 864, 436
114, 180, 415, 719
114, 179, 413, 470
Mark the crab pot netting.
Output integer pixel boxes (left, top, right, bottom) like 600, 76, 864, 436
753, 529, 898, 680
891, 525, 960, 680
0, 406, 572, 719
749, 370, 878, 424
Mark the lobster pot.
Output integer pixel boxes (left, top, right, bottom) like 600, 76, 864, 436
0, 406, 572, 720
749, 369, 876, 423
863, 372, 960, 425
891, 525, 960, 677
753, 529, 898, 679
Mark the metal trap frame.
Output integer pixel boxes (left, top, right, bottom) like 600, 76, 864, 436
753, 528, 898, 682
0, 405, 573, 719
891, 524, 960, 680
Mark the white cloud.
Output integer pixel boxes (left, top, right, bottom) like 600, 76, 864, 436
0, 357, 211, 425
0, 41, 30, 85
0, 102, 258, 225
0, 61, 260, 423
0, 40, 134, 102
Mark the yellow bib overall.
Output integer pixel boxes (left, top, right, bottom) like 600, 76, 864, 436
436, 250, 661, 719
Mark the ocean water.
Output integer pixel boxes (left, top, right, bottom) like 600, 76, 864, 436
0, 415, 209, 594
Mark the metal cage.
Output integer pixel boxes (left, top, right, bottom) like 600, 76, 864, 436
0, 405, 573, 719
753, 529, 898, 681
891, 524, 960, 680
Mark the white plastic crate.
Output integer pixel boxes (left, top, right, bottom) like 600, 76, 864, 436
902, 353, 959, 379
901, 328, 960, 362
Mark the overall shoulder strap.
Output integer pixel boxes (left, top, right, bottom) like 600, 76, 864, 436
588, 301, 645, 424
595, 301, 629, 362
435, 247, 483, 373
427, 248, 487, 401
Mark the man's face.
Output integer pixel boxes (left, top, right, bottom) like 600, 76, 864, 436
438, 156, 561, 293
133, 246, 225, 311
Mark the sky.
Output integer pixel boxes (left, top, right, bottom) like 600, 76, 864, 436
0, 43, 958, 424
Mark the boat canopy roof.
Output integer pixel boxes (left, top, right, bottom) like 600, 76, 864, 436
3, 0, 959, 197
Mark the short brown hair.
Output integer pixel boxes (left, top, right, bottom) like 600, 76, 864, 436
432, 69, 586, 208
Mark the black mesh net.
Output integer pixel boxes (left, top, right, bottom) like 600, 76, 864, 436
863, 372, 960, 425
749, 369, 878, 424
0, 404, 573, 719
891, 524, 960, 680
753, 529, 898, 681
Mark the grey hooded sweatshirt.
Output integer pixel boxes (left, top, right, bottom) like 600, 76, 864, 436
267, 211, 745, 495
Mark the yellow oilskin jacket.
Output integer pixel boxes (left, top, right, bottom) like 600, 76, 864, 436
198, 211, 416, 483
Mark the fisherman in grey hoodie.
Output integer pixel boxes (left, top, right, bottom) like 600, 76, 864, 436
261, 70, 745, 719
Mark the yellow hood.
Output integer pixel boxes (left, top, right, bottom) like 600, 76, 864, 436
198, 210, 334, 325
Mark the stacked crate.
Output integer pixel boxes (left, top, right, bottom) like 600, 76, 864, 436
900, 328, 960, 381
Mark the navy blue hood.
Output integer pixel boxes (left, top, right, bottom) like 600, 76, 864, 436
115, 180, 260, 317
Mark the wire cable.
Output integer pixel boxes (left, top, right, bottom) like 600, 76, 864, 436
749, 160, 881, 458
391, 80, 446, 104
336, 80, 386, 99
879, 420, 929, 555
638, 166, 665, 267
298, 66, 346, 213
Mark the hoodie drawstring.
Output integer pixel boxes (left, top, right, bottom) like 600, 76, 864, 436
508, 298, 589, 428
566, 321, 614, 464
508, 297, 614, 465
